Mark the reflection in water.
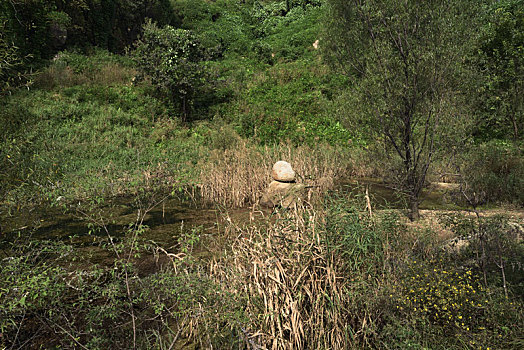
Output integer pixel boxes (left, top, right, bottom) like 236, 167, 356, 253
0, 196, 264, 267
1, 179, 461, 267
339, 178, 462, 210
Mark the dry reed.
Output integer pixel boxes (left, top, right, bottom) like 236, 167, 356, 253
198, 141, 355, 207
34, 62, 135, 89
209, 204, 354, 349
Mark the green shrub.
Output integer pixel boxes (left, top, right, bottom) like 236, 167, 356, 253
442, 214, 524, 298
472, 0, 524, 142
382, 213, 524, 349
0, 240, 72, 348
169, 0, 213, 30
462, 141, 524, 205
132, 20, 207, 121
388, 256, 524, 349
170, 0, 254, 57
0, 222, 247, 349
201, 122, 242, 150
228, 61, 354, 145
398, 262, 487, 333
0, 20, 33, 94
260, 4, 324, 61
251, 40, 275, 64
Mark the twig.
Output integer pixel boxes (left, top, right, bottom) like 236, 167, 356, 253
9, 307, 26, 350
365, 186, 373, 219
36, 314, 89, 350
167, 319, 187, 350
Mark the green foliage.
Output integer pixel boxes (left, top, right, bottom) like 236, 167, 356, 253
441, 213, 524, 296
2, 1, 524, 347
169, 0, 324, 61
473, 0, 524, 141
319, 197, 401, 347
31, 48, 137, 90
324, 195, 385, 273
201, 122, 242, 150
399, 262, 487, 333
0, 50, 206, 206
0, 0, 177, 60
164, 0, 252, 59
132, 20, 207, 121
1, 191, 522, 348
169, 0, 214, 29
0, 224, 246, 349
225, 61, 354, 145
256, 3, 324, 61
462, 141, 524, 205
0, 240, 69, 346
51, 48, 134, 73
0, 21, 32, 94
381, 213, 524, 349
0, 0, 56, 58
388, 258, 523, 349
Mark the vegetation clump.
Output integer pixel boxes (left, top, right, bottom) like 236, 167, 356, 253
399, 262, 487, 332
131, 20, 207, 121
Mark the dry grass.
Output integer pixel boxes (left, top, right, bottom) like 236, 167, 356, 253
34, 65, 89, 89
90, 63, 136, 86
198, 141, 355, 207
209, 204, 353, 349
34, 62, 135, 89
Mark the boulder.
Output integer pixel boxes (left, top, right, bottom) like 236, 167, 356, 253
272, 161, 296, 182
260, 181, 305, 208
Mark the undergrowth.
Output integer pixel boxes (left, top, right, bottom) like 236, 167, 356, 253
1, 192, 522, 349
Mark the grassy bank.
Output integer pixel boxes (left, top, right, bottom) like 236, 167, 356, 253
0, 43, 364, 212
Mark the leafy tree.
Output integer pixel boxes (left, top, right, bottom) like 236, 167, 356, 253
0, 0, 57, 58
65, 0, 177, 53
0, 20, 31, 94
131, 20, 206, 121
325, 0, 479, 220
281, 0, 323, 13
474, 0, 524, 142
0, 0, 176, 59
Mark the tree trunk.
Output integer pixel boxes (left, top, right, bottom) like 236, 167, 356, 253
408, 196, 419, 221
182, 95, 187, 122
511, 113, 519, 141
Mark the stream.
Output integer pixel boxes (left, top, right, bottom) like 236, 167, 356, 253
0, 179, 463, 268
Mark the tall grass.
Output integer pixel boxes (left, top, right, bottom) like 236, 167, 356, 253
34, 49, 136, 90
198, 141, 356, 207
461, 140, 524, 205
208, 197, 398, 349
206, 198, 524, 349
211, 204, 348, 348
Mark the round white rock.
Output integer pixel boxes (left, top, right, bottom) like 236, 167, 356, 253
272, 161, 296, 182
